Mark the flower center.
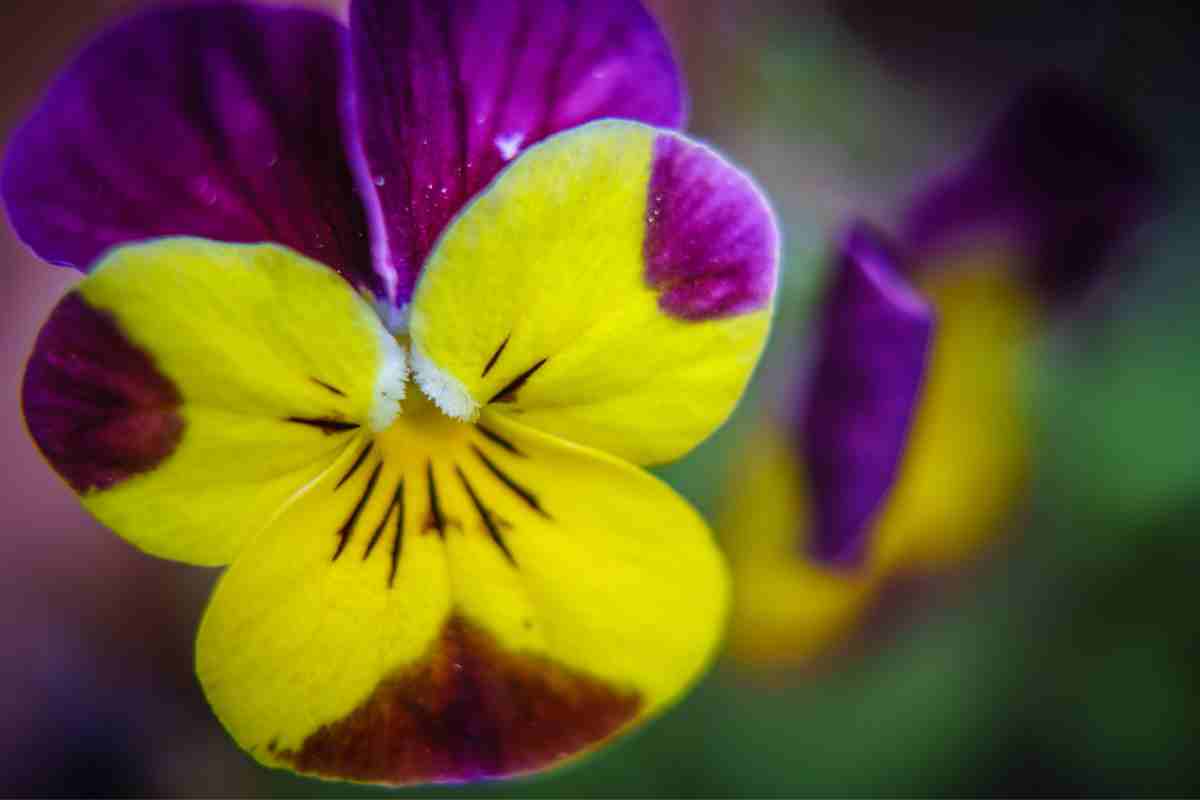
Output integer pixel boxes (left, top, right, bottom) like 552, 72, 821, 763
380, 378, 472, 451
324, 378, 542, 583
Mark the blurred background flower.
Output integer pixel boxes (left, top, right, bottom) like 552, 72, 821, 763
2, 0, 1198, 796
720, 76, 1156, 670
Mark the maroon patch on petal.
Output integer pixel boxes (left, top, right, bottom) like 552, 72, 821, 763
278, 616, 641, 785
644, 134, 778, 321
23, 292, 184, 493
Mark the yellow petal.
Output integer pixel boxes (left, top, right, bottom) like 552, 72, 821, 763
197, 391, 728, 785
721, 427, 878, 669
873, 256, 1040, 570
27, 238, 406, 565
409, 120, 777, 465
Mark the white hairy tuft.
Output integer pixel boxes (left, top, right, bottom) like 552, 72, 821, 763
368, 336, 408, 431
411, 340, 479, 421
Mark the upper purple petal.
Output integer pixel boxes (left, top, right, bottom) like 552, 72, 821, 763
1, 4, 378, 293
903, 74, 1156, 306
799, 222, 934, 568
347, 0, 686, 308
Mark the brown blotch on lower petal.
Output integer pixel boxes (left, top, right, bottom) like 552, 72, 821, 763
277, 616, 641, 785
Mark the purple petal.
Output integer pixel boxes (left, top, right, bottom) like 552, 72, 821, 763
800, 222, 934, 567
645, 133, 778, 320
2, 5, 379, 293
23, 292, 184, 494
903, 74, 1156, 305
348, 0, 686, 308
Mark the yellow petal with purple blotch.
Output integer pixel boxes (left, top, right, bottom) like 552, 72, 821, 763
23, 238, 407, 565
197, 389, 728, 785
408, 120, 779, 466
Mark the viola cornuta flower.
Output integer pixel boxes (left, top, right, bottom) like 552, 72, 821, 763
720, 77, 1153, 668
4, 0, 779, 784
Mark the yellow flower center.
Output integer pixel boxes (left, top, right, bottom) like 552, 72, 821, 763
377, 379, 473, 458
325, 379, 538, 577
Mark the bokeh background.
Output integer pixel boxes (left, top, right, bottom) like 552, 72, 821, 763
2, 0, 1198, 796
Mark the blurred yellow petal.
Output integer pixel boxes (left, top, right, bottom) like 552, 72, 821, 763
874, 254, 1040, 570
24, 238, 406, 565
409, 120, 777, 465
722, 428, 879, 669
197, 390, 728, 785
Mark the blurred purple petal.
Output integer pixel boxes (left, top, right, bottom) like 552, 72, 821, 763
1, 5, 379, 293
904, 75, 1155, 305
645, 133, 778, 320
348, 0, 686, 309
801, 223, 934, 567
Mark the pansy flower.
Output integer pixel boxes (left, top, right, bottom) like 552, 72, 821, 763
720, 77, 1152, 668
4, 0, 779, 784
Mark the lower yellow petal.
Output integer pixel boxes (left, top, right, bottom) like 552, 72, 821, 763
197, 390, 728, 785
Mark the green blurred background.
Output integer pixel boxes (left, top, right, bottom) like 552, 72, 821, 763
2, 0, 1197, 795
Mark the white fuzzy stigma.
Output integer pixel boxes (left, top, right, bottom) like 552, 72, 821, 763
368, 337, 408, 431
411, 340, 479, 421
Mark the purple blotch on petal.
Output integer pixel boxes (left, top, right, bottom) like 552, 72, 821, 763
903, 74, 1156, 306
1, 5, 380, 293
644, 133, 778, 320
800, 223, 934, 568
23, 293, 184, 494
347, 0, 687, 308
